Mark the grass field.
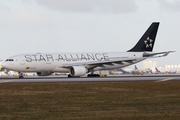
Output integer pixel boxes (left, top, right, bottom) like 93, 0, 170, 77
0, 81, 180, 120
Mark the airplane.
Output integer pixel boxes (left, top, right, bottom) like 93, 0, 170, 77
110, 69, 124, 75
154, 67, 177, 74
155, 67, 161, 74
110, 67, 131, 75
143, 68, 152, 74
132, 65, 142, 75
119, 68, 130, 74
1, 22, 174, 78
167, 71, 177, 74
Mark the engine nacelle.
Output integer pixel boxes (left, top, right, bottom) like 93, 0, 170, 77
70, 66, 88, 76
37, 72, 52, 76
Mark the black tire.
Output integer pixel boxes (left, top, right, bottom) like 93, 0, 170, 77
19, 76, 24, 78
95, 74, 100, 77
87, 74, 91, 77
87, 74, 100, 77
68, 74, 72, 77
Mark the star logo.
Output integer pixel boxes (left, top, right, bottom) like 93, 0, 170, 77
144, 37, 153, 48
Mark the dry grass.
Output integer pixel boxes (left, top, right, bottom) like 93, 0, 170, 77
0, 81, 180, 120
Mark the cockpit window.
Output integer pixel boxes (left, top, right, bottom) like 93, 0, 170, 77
5, 59, 14, 61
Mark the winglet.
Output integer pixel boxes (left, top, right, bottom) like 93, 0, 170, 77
162, 51, 175, 57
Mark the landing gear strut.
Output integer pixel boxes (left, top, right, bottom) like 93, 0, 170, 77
87, 69, 100, 77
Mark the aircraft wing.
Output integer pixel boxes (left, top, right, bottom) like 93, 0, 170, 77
62, 51, 173, 68
143, 51, 175, 57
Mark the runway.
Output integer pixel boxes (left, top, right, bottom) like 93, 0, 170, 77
1, 74, 180, 84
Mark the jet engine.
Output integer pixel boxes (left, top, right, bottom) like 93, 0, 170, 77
37, 72, 52, 76
70, 66, 88, 76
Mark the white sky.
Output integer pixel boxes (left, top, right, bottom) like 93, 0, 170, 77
0, 0, 180, 69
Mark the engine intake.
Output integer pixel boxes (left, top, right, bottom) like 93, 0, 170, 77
70, 66, 88, 77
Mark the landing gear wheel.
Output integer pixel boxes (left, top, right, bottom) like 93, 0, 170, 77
19, 76, 24, 78
68, 74, 80, 78
87, 74, 100, 77
68, 74, 72, 77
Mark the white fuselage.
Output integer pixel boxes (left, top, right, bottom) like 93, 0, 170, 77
2, 52, 145, 73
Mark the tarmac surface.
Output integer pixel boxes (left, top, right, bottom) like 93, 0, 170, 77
1, 74, 180, 84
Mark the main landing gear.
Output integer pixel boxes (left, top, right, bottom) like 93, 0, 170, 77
19, 76, 24, 78
87, 69, 100, 77
87, 74, 100, 77
68, 74, 80, 78
68, 74, 72, 77
18, 72, 24, 78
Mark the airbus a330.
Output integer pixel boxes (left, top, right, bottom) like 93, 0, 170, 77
1, 22, 173, 78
